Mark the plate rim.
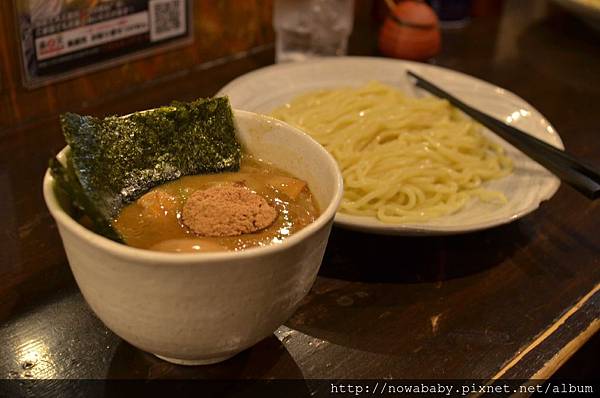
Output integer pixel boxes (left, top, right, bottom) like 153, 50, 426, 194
218, 56, 564, 235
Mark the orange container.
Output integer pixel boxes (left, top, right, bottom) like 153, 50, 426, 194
378, 0, 441, 61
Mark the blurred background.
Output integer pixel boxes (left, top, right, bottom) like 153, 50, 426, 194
4, 0, 596, 133
1, 0, 274, 131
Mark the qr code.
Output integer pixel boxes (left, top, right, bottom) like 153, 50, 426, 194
149, 0, 187, 42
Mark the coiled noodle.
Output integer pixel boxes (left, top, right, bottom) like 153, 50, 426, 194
272, 82, 513, 223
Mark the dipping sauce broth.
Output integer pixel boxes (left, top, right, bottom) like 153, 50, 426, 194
113, 156, 319, 253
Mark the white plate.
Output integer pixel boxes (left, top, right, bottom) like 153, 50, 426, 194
217, 57, 563, 235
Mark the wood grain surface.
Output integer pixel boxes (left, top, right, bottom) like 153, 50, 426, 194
0, 0, 598, 391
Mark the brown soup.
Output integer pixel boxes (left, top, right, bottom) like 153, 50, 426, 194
113, 155, 320, 253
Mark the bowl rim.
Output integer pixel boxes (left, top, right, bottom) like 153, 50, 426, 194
43, 109, 344, 264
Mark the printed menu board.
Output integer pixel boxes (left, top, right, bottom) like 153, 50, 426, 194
14, 0, 192, 88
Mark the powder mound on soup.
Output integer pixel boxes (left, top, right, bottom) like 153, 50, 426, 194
182, 184, 278, 237
113, 155, 320, 253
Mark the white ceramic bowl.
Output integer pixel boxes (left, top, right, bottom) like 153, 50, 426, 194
43, 110, 343, 365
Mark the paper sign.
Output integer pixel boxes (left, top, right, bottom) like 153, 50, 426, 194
15, 0, 192, 88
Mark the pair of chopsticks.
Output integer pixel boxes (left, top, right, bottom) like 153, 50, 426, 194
407, 70, 600, 200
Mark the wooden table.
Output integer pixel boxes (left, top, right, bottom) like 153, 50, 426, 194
1, 0, 598, 395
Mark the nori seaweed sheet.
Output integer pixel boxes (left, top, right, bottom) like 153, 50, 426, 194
50, 97, 241, 241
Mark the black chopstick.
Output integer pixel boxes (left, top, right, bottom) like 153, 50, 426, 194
406, 70, 600, 200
